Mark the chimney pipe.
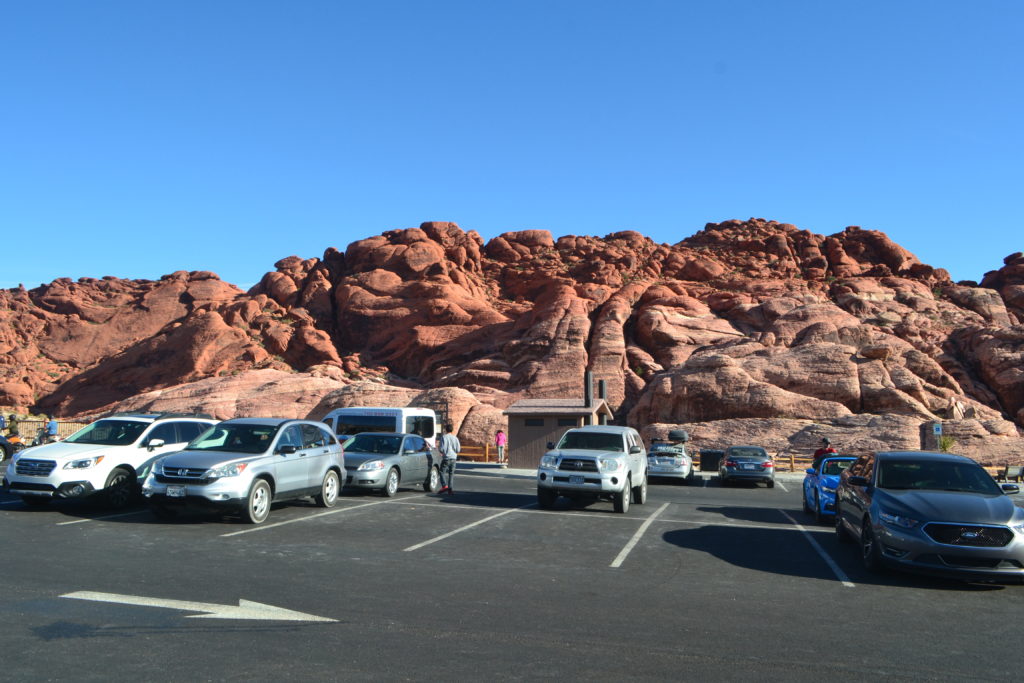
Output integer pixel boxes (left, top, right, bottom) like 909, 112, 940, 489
598, 379, 607, 401
584, 371, 594, 407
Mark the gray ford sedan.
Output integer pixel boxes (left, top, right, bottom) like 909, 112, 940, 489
835, 451, 1024, 582
343, 432, 441, 496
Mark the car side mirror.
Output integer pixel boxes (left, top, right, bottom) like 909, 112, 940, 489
805, 468, 816, 474
629, 445, 642, 454
277, 445, 298, 455
848, 475, 869, 487
146, 438, 165, 451
1001, 483, 1020, 494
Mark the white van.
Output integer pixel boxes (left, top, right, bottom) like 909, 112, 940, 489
321, 407, 441, 446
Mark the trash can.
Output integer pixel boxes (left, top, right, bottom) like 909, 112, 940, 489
700, 449, 724, 472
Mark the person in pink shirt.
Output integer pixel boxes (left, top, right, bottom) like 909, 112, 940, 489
495, 429, 508, 467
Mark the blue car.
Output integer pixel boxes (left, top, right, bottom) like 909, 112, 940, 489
803, 456, 856, 522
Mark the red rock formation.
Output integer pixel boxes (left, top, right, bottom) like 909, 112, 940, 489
2, 218, 1023, 463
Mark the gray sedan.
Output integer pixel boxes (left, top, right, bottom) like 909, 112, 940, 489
343, 432, 441, 496
719, 445, 775, 488
836, 451, 1024, 582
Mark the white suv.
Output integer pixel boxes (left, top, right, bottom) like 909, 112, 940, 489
536, 425, 648, 513
2, 413, 217, 509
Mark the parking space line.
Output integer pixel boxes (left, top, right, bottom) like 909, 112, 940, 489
57, 510, 149, 526
221, 495, 427, 537
610, 503, 669, 568
779, 510, 855, 588
775, 481, 789, 492
403, 503, 534, 552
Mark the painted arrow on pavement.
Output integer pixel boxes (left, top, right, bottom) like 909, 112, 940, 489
61, 591, 336, 622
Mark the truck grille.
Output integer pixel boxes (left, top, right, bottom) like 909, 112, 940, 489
923, 523, 1013, 547
558, 458, 599, 473
15, 459, 57, 477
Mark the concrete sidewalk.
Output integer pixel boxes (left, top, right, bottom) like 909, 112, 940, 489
456, 461, 808, 482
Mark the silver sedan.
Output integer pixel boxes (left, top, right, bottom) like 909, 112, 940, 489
343, 432, 441, 496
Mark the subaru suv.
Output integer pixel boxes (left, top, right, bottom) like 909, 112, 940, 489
536, 425, 648, 513
142, 418, 344, 524
2, 413, 216, 509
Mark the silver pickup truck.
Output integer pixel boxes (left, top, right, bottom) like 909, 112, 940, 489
536, 425, 648, 513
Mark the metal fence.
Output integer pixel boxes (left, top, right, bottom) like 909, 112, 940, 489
5, 420, 90, 442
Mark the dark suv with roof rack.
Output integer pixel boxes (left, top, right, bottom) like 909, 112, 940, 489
2, 413, 217, 509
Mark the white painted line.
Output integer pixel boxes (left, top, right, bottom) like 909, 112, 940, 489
404, 504, 532, 552
775, 480, 789, 492
610, 503, 669, 568
779, 510, 855, 588
57, 510, 149, 526
221, 494, 427, 537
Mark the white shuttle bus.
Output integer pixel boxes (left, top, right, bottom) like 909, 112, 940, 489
321, 407, 441, 446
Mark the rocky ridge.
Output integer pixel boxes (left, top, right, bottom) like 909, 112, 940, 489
2, 220, 1022, 464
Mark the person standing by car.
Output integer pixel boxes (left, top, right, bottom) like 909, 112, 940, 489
495, 429, 507, 468
45, 415, 59, 443
438, 423, 461, 495
812, 437, 838, 470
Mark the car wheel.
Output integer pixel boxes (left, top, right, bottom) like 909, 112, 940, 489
104, 468, 135, 510
423, 466, 440, 493
315, 470, 340, 508
802, 488, 812, 513
632, 472, 648, 504
244, 479, 272, 524
20, 496, 50, 507
537, 488, 557, 509
0, 443, 10, 462
685, 469, 695, 485
813, 491, 825, 524
861, 519, 884, 572
382, 467, 399, 497
614, 478, 631, 513
766, 479, 775, 489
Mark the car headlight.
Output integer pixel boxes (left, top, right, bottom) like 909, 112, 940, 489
205, 462, 249, 480
357, 460, 385, 471
879, 510, 919, 529
599, 458, 622, 472
64, 456, 105, 470
1011, 522, 1024, 535
539, 454, 560, 469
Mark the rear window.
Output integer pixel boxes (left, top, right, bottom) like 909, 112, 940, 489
334, 415, 396, 436
727, 447, 767, 458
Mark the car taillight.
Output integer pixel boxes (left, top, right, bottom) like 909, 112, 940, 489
763, 461, 774, 468
724, 460, 738, 467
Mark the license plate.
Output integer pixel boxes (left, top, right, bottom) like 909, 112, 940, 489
569, 475, 584, 485
167, 485, 186, 498
741, 464, 755, 470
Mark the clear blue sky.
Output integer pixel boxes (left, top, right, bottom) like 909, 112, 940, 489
2, 1, 1020, 290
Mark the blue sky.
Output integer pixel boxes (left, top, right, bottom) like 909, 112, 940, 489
2, 1, 1020, 290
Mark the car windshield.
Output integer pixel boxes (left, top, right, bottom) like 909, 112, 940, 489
728, 447, 767, 458
877, 460, 1001, 494
188, 424, 279, 454
347, 434, 402, 455
557, 432, 624, 452
63, 419, 148, 446
822, 460, 854, 476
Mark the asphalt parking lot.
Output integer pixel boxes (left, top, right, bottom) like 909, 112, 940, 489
1, 461, 1021, 681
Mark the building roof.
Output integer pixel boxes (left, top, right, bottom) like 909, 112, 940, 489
503, 398, 613, 416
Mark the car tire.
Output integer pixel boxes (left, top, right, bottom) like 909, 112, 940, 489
632, 472, 648, 505
104, 468, 135, 510
537, 488, 557, 509
685, 469, 695, 485
766, 479, 775, 489
423, 466, 440, 493
244, 479, 272, 524
835, 504, 853, 543
20, 496, 50, 507
0, 443, 10, 462
861, 519, 884, 572
802, 489, 812, 513
813, 490, 825, 524
315, 470, 340, 508
614, 478, 631, 513
382, 467, 399, 497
